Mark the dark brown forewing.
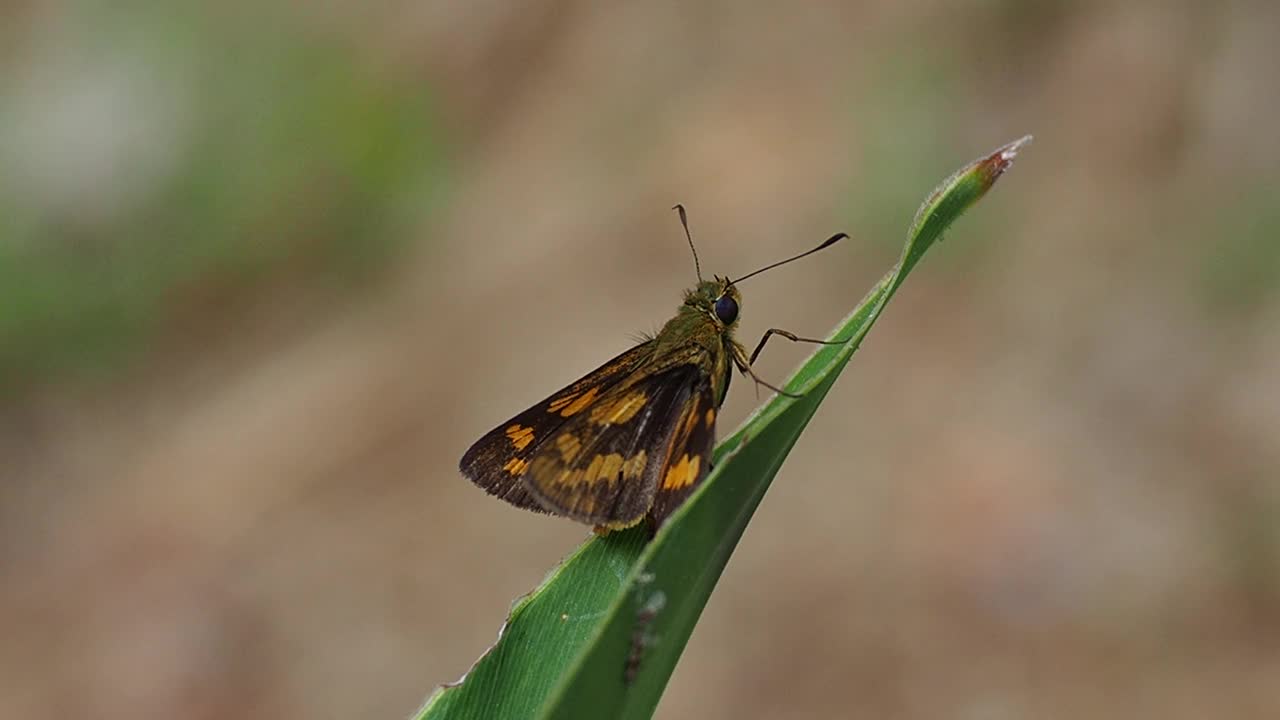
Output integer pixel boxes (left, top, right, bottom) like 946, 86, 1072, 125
524, 364, 702, 528
645, 377, 717, 527
459, 340, 655, 513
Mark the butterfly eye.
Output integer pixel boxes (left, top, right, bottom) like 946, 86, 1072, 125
713, 294, 738, 324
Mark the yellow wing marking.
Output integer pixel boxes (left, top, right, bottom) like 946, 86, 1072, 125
555, 433, 582, 463
502, 457, 529, 475
704, 408, 715, 429
682, 403, 700, 436
588, 391, 648, 425
547, 394, 577, 413
661, 454, 701, 491
536, 449, 648, 490
505, 424, 535, 450
623, 451, 648, 482
548, 387, 600, 417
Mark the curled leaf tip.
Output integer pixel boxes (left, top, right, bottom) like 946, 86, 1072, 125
979, 134, 1033, 186
909, 134, 1031, 242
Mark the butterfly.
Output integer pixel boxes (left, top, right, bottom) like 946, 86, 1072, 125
461, 206, 847, 533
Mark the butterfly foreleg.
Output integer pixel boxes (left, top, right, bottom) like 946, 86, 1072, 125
747, 328, 843, 365
730, 340, 800, 399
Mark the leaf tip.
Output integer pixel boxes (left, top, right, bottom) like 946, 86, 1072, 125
906, 134, 1033, 255
977, 134, 1033, 188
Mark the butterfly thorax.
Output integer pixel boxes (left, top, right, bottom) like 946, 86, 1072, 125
649, 277, 744, 406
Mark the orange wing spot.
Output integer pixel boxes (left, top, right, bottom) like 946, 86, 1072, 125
547, 393, 579, 413
589, 391, 648, 425
560, 452, 625, 488
505, 424, 535, 450
587, 453, 625, 485
622, 450, 648, 480
527, 454, 559, 482
682, 404, 700, 436
556, 386, 599, 417
662, 454, 701, 490
555, 433, 582, 463
502, 457, 529, 475
704, 408, 716, 429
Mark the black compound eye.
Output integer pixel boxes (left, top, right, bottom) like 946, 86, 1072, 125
713, 294, 739, 324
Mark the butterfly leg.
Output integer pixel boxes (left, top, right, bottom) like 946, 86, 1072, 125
730, 343, 802, 399
748, 328, 843, 365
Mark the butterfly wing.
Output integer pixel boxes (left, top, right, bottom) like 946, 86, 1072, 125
522, 363, 703, 528
645, 376, 718, 527
459, 340, 656, 513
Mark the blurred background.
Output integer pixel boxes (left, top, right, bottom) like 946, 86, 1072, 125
2, 1, 1277, 718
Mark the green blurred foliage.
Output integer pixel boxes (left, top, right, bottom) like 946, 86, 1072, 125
846, 54, 955, 248
1198, 182, 1280, 313
0, 3, 447, 388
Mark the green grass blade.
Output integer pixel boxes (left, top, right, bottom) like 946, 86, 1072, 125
418, 136, 1030, 720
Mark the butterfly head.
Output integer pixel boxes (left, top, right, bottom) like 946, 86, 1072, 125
685, 276, 741, 329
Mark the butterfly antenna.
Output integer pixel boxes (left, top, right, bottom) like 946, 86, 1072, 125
672, 204, 703, 283
731, 232, 849, 284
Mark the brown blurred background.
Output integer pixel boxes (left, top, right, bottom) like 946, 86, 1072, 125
2, 1, 1278, 718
